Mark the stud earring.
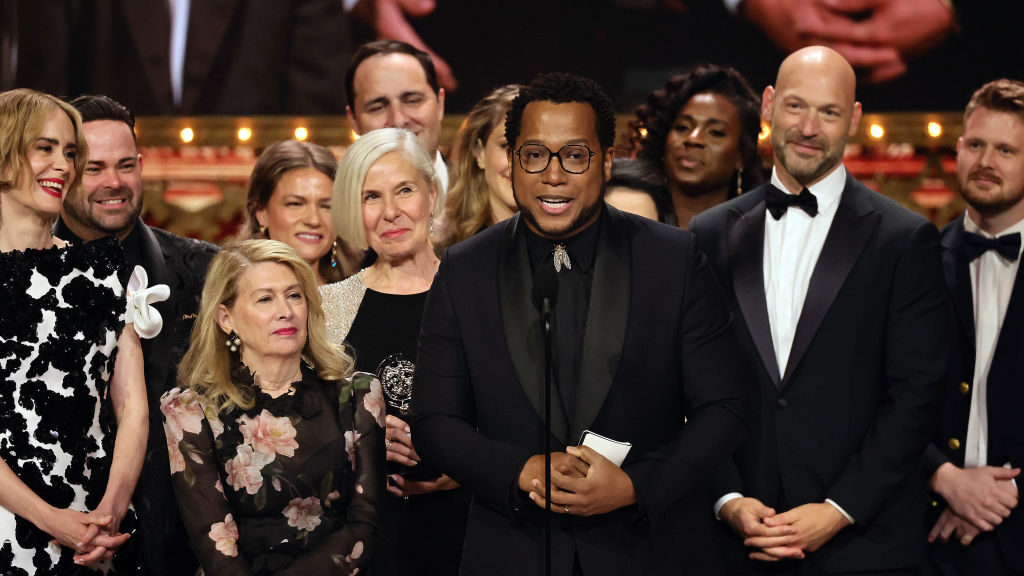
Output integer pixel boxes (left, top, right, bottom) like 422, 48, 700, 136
226, 330, 241, 352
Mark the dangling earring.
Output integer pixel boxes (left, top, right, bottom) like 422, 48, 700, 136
225, 330, 241, 352
735, 169, 743, 195
259, 225, 268, 238
330, 240, 339, 269
428, 214, 435, 236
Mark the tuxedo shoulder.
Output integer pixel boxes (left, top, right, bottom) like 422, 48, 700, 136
618, 209, 694, 249
441, 218, 505, 266
149, 226, 219, 271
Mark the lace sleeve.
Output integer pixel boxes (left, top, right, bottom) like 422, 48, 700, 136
276, 372, 385, 575
160, 388, 254, 576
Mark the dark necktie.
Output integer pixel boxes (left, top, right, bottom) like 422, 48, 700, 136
963, 231, 1021, 262
766, 185, 818, 220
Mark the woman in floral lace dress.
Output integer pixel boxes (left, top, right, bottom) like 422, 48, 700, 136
162, 240, 384, 575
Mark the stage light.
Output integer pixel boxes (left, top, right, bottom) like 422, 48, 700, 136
869, 123, 885, 139
927, 122, 942, 138
294, 127, 309, 141
237, 127, 252, 142
638, 127, 648, 139
180, 128, 194, 143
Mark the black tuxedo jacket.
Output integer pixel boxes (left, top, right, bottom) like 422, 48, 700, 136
18, 0, 350, 115
55, 218, 218, 575
690, 173, 948, 573
924, 215, 1024, 573
411, 206, 747, 576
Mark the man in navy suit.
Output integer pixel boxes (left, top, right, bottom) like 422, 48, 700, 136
924, 79, 1024, 576
690, 46, 948, 575
411, 72, 746, 575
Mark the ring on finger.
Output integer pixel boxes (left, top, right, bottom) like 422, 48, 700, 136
563, 505, 570, 513
386, 439, 392, 451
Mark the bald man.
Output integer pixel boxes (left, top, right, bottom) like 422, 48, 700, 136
691, 47, 948, 575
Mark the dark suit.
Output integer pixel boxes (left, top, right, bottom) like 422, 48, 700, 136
411, 206, 747, 576
923, 215, 1024, 575
690, 173, 948, 574
55, 218, 218, 576
16, 0, 350, 115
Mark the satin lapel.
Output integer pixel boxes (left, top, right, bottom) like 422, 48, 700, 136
137, 222, 174, 395
992, 234, 1024, 362
942, 217, 975, 349
123, 0, 173, 112
783, 177, 879, 386
498, 216, 569, 444
571, 207, 631, 442
181, 0, 241, 111
728, 190, 782, 386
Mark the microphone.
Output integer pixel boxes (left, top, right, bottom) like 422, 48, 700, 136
531, 261, 559, 313
531, 262, 558, 576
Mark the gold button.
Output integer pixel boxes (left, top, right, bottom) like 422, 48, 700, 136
949, 438, 961, 451
959, 381, 970, 395
931, 499, 939, 507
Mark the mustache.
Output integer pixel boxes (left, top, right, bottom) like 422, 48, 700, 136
968, 168, 1001, 183
783, 132, 829, 150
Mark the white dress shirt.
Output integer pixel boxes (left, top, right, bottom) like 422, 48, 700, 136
963, 212, 1024, 469
434, 151, 449, 199
716, 164, 854, 523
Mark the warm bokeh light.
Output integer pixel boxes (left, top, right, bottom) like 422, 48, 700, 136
294, 126, 309, 141
237, 127, 252, 142
869, 123, 885, 139
927, 122, 942, 138
758, 123, 771, 142
638, 127, 648, 139
180, 127, 194, 143
350, 130, 360, 141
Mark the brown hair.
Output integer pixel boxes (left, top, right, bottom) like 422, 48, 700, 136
0, 89, 87, 192
443, 84, 520, 246
177, 239, 353, 411
964, 79, 1024, 125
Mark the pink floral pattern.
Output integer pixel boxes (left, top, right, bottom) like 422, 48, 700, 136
238, 409, 299, 458
362, 379, 386, 428
224, 444, 272, 495
282, 496, 323, 532
344, 429, 361, 470
208, 514, 239, 557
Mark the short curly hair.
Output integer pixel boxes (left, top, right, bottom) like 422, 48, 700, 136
631, 64, 763, 198
505, 73, 616, 151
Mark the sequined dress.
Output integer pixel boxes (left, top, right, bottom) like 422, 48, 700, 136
0, 238, 139, 575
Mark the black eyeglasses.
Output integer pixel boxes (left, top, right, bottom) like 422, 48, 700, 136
514, 144, 595, 174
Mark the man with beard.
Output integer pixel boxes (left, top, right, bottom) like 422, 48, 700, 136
924, 79, 1024, 576
410, 72, 746, 575
690, 46, 948, 575
56, 94, 217, 576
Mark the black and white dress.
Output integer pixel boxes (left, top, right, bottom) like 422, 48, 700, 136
0, 238, 141, 575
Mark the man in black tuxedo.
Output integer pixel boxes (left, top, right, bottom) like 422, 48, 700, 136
411, 73, 746, 576
56, 95, 217, 575
690, 46, 948, 575
924, 79, 1024, 576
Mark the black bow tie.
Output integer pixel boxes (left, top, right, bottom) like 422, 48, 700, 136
766, 185, 819, 220
963, 231, 1021, 262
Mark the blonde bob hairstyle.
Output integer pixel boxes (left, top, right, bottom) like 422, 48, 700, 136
177, 239, 353, 411
0, 88, 88, 193
332, 127, 443, 251
443, 84, 520, 247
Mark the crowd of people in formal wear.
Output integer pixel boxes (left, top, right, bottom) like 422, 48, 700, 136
0, 37, 1021, 576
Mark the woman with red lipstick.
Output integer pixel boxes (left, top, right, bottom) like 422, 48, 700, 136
441, 84, 520, 247
164, 240, 384, 575
243, 140, 362, 285
0, 89, 150, 574
631, 64, 765, 228
321, 128, 470, 576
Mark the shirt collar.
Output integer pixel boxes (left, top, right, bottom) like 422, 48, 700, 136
524, 205, 604, 274
770, 163, 846, 216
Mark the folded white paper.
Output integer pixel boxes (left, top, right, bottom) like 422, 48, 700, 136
579, 430, 631, 466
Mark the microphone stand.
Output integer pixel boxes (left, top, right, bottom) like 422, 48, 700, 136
541, 297, 553, 576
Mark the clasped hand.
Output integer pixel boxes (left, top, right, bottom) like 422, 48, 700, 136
518, 446, 636, 517
928, 463, 1020, 546
385, 414, 460, 498
42, 504, 131, 567
720, 498, 851, 562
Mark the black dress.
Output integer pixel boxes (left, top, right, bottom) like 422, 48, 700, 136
161, 366, 384, 575
0, 238, 140, 575
342, 287, 470, 576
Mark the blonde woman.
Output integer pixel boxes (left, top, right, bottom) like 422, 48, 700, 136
163, 240, 384, 575
322, 128, 469, 575
440, 84, 520, 247
0, 89, 151, 574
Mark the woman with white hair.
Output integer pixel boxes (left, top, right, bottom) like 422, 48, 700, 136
321, 128, 469, 575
